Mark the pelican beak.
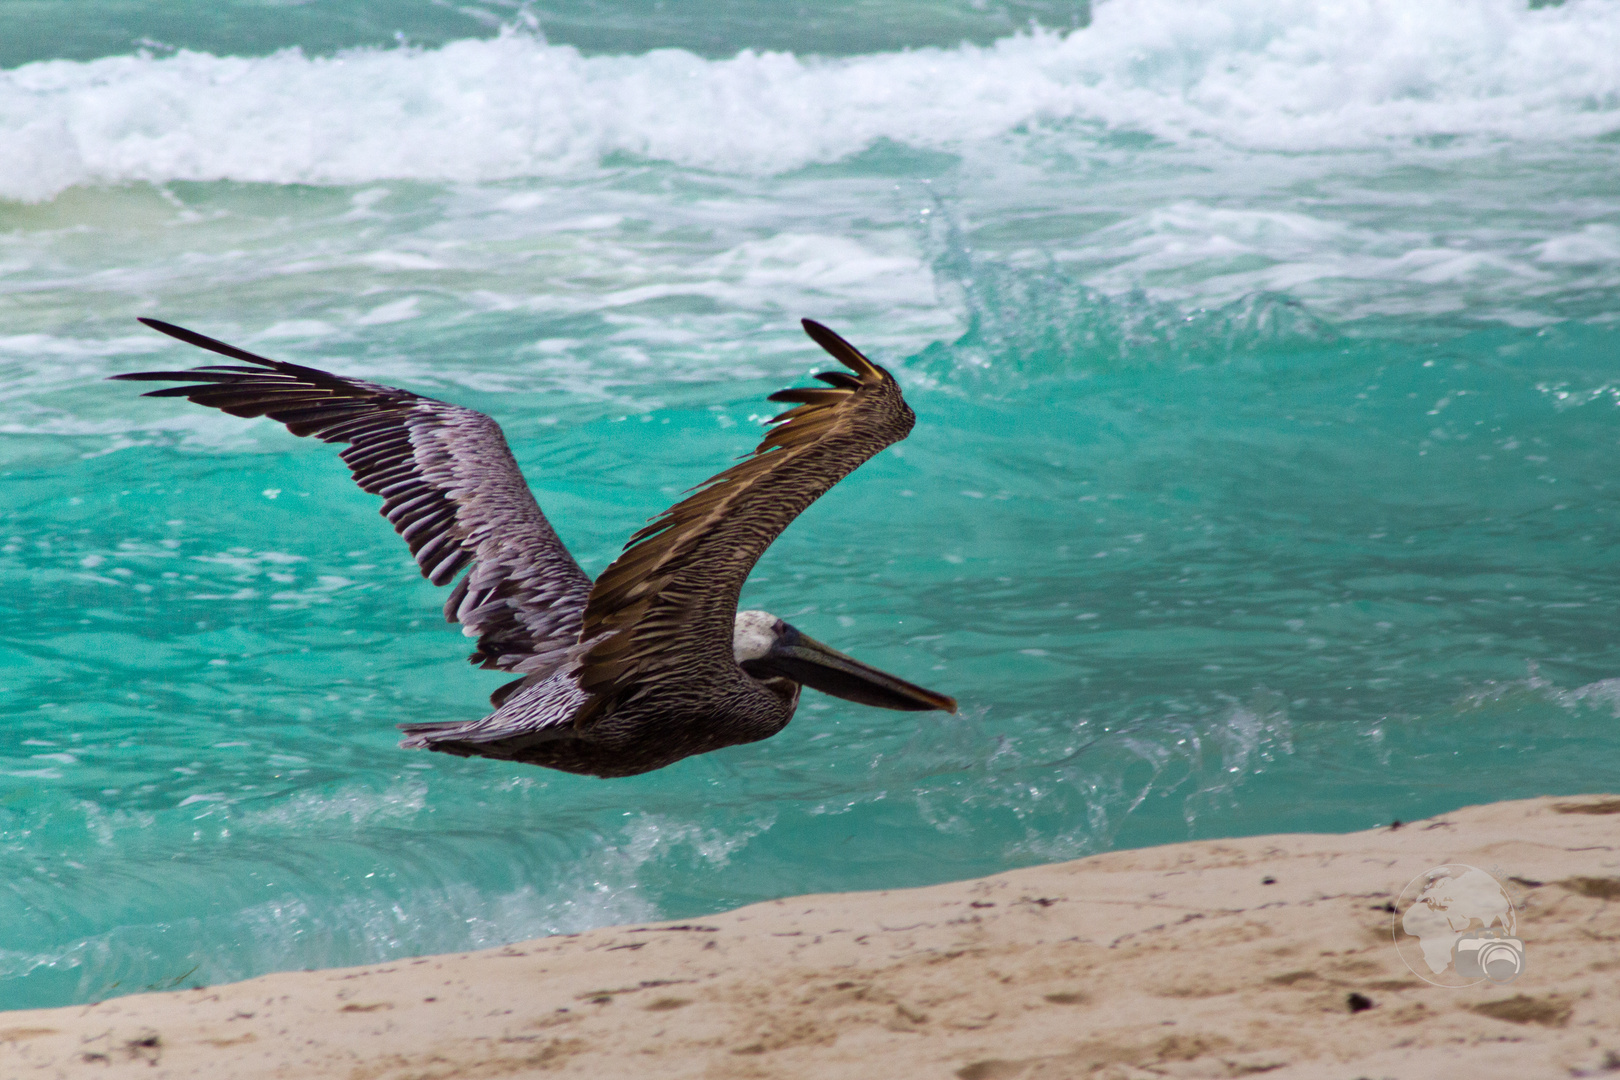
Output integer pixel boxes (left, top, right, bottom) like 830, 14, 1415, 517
742, 624, 957, 713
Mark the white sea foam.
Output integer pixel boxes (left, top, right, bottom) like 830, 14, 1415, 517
3, 0, 1617, 202
1463, 665, 1620, 719
1058, 201, 1584, 316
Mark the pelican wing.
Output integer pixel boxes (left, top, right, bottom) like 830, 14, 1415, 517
115, 319, 591, 679
575, 319, 915, 722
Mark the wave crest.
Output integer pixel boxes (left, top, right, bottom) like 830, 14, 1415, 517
4, 0, 1619, 202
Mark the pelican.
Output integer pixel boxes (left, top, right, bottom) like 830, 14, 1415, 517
115, 318, 955, 777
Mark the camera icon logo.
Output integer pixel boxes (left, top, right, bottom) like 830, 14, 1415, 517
1391, 864, 1525, 987
1452, 927, 1525, 983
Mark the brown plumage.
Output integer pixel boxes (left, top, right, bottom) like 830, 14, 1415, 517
115, 318, 955, 777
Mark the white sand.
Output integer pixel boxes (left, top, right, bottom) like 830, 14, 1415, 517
5, 794, 1618, 1079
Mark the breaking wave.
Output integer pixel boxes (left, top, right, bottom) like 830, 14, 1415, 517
4, 0, 1618, 200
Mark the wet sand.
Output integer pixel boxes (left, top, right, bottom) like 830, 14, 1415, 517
5, 794, 1617, 1079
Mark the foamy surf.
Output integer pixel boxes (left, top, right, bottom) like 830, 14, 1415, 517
4, 0, 1619, 201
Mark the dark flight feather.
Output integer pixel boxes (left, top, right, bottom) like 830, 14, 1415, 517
113, 319, 590, 676
573, 318, 915, 727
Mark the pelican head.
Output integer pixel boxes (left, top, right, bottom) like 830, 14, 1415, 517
732, 610, 957, 713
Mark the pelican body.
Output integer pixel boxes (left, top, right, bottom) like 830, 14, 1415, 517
115, 318, 955, 777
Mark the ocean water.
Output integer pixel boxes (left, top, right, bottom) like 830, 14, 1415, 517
3, 0, 1619, 1010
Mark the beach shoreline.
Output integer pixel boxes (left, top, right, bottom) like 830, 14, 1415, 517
6, 793, 1617, 1079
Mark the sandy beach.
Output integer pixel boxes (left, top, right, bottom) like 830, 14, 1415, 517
5, 794, 1617, 1079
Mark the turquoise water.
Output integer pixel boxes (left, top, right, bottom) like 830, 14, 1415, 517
4, 0, 1620, 1010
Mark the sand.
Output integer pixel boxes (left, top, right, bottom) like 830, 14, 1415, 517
5, 794, 1618, 1079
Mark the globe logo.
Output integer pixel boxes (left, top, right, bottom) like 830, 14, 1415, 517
1391, 864, 1525, 987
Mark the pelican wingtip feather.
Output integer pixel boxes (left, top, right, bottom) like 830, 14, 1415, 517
800, 317, 885, 380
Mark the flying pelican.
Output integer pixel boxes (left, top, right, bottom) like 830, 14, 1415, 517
115, 318, 955, 777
